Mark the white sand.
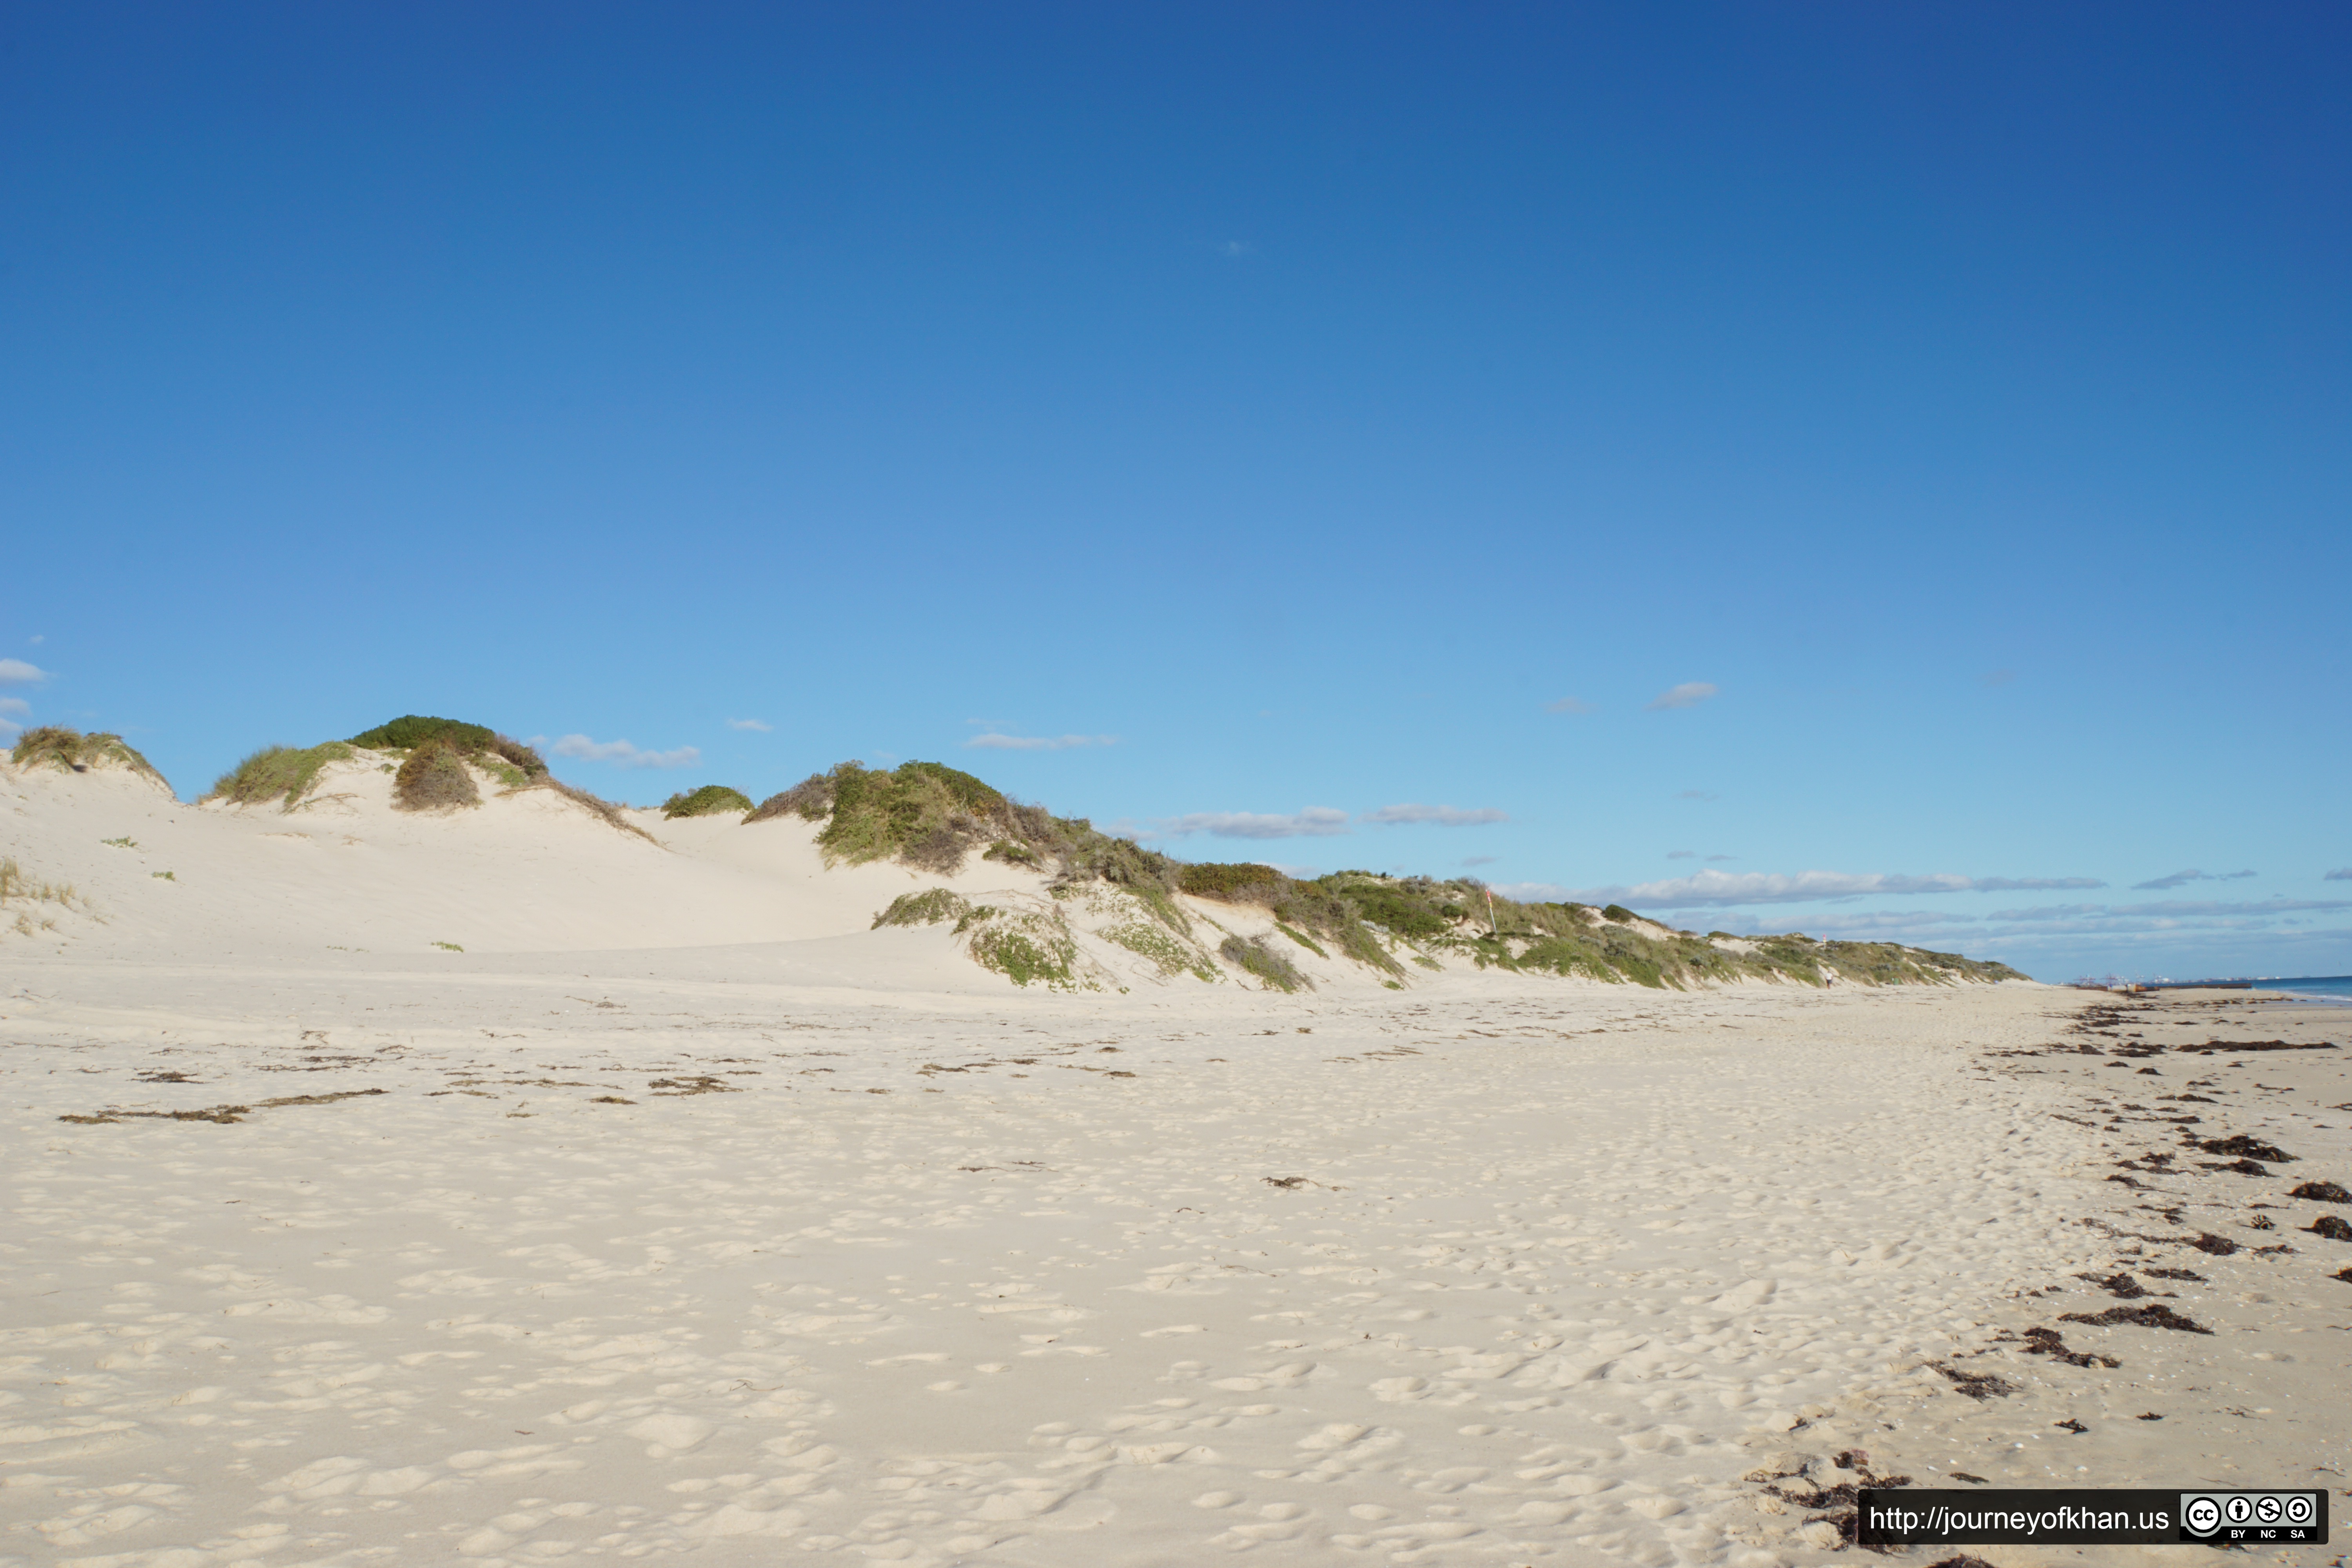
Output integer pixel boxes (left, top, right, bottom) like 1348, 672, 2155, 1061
3, 758, 2345, 1566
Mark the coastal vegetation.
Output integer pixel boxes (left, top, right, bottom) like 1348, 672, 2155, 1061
762, 757, 2020, 990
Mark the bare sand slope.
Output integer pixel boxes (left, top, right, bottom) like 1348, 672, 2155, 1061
0, 754, 1051, 966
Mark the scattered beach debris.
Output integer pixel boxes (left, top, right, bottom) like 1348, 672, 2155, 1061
2058, 1303, 2213, 1334
59, 1087, 387, 1125
2290, 1180, 2350, 1202
1928, 1363, 2015, 1399
2308, 1215, 2352, 1241
2198, 1134, 2296, 1161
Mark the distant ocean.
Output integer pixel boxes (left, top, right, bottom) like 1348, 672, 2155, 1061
2267, 975, 2352, 1004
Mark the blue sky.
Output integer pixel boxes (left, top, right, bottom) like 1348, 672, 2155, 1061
5, 3, 2348, 981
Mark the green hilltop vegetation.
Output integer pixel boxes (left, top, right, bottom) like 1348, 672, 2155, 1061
770, 758, 2022, 991
197, 715, 650, 838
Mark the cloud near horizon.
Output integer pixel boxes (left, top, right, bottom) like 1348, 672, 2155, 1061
965, 733, 1116, 751
0, 659, 51, 684
2131, 867, 2257, 891
2325, 868, 2352, 882
1544, 696, 1594, 715
1158, 808, 1351, 840
1646, 682, 1717, 710
1703, 897, 2352, 953
1360, 803, 1508, 827
726, 718, 772, 732
537, 734, 703, 769
1495, 868, 2108, 908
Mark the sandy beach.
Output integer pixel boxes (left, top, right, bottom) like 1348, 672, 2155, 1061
4, 755, 2347, 1566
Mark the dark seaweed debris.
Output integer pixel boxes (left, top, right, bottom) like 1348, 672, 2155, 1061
2199, 1134, 2296, 1162
2290, 1180, 2350, 1203
1929, 1363, 2016, 1399
2309, 1215, 2352, 1242
2058, 1303, 2213, 1334
2016, 1326, 2120, 1368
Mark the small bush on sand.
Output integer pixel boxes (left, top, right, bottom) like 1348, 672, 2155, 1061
661, 785, 755, 819
1220, 933, 1310, 993
11, 726, 165, 784
392, 739, 481, 811
350, 715, 499, 753
207, 742, 354, 809
873, 889, 971, 929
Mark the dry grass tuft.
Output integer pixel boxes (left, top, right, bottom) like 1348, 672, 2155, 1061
530, 777, 659, 843
392, 739, 482, 811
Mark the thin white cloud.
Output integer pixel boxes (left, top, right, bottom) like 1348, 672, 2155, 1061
2131, 868, 2257, 891
1537, 869, 2109, 909
0, 659, 50, 684
0, 697, 28, 719
1646, 682, 1717, 711
1666, 850, 1695, 860
1544, 696, 1594, 715
2329, 868, 2352, 882
1705, 854, 1737, 862
965, 733, 1116, 751
1461, 855, 1497, 868
1158, 808, 1351, 840
1359, 804, 1508, 827
726, 718, 773, 732
537, 734, 703, 769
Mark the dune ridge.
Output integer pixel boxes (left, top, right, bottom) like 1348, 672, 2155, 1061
2, 724, 2018, 996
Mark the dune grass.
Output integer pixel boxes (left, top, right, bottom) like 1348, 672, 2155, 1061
208, 742, 356, 810
662, 784, 755, 819
1221, 933, 1310, 993
11, 726, 166, 786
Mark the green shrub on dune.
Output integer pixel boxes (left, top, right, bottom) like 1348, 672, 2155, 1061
345, 716, 546, 787
392, 739, 482, 811
349, 715, 498, 753
661, 785, 755, 819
